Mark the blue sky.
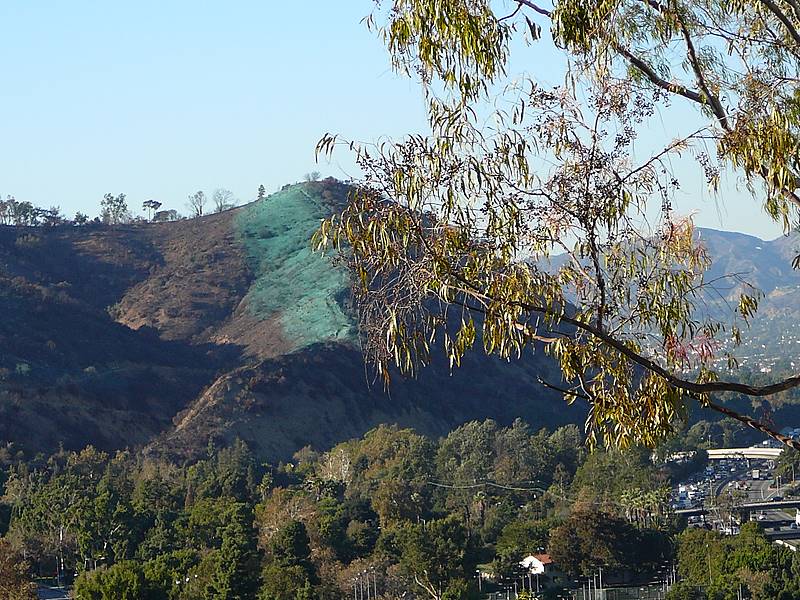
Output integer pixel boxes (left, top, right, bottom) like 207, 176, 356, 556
0, 2, 785, 239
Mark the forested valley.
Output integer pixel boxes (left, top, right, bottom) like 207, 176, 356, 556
1, 419, 798, 600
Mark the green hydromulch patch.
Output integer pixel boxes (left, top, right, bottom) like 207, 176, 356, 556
234, 184, 356, 351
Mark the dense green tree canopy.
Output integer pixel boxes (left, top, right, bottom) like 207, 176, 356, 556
392, 516, 476, 600
674, 523, 800, 599
0, 426, 700, 599
315, 0, 800, 449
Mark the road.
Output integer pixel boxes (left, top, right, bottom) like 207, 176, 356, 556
725, 473, 799, 535
37, 585, 70, 599
677, 458, 800, 541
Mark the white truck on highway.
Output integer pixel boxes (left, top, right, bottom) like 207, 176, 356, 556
752, 469, 760, 480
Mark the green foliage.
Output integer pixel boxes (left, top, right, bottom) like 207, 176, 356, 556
270, 520, 313, 573
333, 424, 436, 523
548, 505, 669, 576
0, 423, 692, 599
183, 497, 240, 550
493, 518, 552, 579
259, 564, 313, 600
207, 504, 259, 599
675, 522, 800, 599
431, 421, 584, 539
186, 438, 259, 503
572, 447, 663, 498
314, 0, 800, 452
390, 516, 477, 599
441, 577, 479, 600
777, 448, 800, 481
0, 195, 65, 227
315, 497, 349, 558
314, 496, 379, 561
73, 561, 165, 600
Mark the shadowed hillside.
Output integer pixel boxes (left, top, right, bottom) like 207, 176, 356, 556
0, 180, 583, 461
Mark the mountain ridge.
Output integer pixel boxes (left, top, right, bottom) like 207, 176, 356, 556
0, 180, 581, 462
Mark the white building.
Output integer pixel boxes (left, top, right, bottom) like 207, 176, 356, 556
521, 554, 555, 575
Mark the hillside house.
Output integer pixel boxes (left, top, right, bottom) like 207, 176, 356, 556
520, 554, 565, 589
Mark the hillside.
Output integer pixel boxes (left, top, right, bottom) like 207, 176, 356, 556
545, 227, 800, 371
694, 228, 800, 371
697, 227, 800, 309
0, 180, 580, 461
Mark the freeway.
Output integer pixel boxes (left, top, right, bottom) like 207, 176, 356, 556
679, 470, 800, 539
675, 473, 800, 520
747, 476, 799, 533
675, 497, 800, 517
672, 455, 800, 544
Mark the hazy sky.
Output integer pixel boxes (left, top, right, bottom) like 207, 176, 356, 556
0, 2, 786, 239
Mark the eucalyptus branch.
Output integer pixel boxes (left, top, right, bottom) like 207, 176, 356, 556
513, 0, 553, 18
615, 45, 707, 106
499, 3, 524, 22
758, 0, 800, 47
448, 268, 800, 400
784, 0, 800, 27
707, 400, 800, 450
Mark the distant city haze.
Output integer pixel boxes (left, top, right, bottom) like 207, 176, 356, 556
0, 1, 787, 239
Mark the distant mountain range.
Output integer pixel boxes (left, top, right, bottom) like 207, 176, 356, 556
0, 181, 580, 462
545, 227, 800, 368
697, 227, 800, 314
694, 228, 800, 370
